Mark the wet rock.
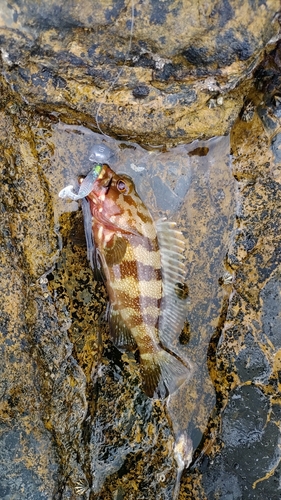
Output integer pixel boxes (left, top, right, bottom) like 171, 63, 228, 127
234, 332, 271, 383
0, 244, 58, 499
132, 85, 150, 99
271, 132, 281, 161
204, 412, 280, 500
0, 90, 236, 497
221, 385, 270, 448
0, 1, 280, 144
199, 44, 281, 500
1, 3, 281, 500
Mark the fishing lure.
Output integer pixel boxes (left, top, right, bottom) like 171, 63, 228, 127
59, 161, 192, 398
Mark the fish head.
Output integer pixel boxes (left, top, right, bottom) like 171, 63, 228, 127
82, 163, 132, 216
82, 164, 151, 236
85, 163, 134, 197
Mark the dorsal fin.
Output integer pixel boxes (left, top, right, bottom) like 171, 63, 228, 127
156, 219, 189, 346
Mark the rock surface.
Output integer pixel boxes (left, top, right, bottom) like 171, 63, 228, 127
0, 0, 280, 144
0, 2, 281, 499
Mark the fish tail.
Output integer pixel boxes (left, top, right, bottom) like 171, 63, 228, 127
140, 347, 192, 399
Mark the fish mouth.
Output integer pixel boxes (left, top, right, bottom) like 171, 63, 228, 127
90, 168, 113, 197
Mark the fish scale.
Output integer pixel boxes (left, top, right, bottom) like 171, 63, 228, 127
74, 163, 193, 398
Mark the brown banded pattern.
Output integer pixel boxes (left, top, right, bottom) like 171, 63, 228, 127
84, 164, 191, 398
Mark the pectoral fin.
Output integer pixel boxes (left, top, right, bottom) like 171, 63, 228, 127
103, 235, 128, 267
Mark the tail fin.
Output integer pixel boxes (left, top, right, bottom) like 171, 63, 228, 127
140, 348, 192, 399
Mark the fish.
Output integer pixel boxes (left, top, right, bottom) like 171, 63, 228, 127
60, 162, 192, 398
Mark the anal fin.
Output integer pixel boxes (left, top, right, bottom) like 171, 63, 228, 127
109, 307, 137, 350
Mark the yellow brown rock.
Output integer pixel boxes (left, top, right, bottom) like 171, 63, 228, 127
0, 2, 281, 499
0, 1, 279, 145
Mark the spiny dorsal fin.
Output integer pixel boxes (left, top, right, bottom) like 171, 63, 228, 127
156, 219, 189, 346
109, 307, 137, 350
103, 235, 127, 267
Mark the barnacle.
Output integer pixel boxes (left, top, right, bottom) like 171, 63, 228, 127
74, 477, 89, 495
219, 271, 234, 285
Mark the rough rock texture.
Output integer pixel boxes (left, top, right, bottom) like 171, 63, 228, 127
1, 1, 281, 500
0, 0, 280, 145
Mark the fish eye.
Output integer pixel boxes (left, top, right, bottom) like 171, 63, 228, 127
117, 179, 127, 192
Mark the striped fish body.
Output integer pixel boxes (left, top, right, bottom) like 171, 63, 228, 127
83, 164, 190, 398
